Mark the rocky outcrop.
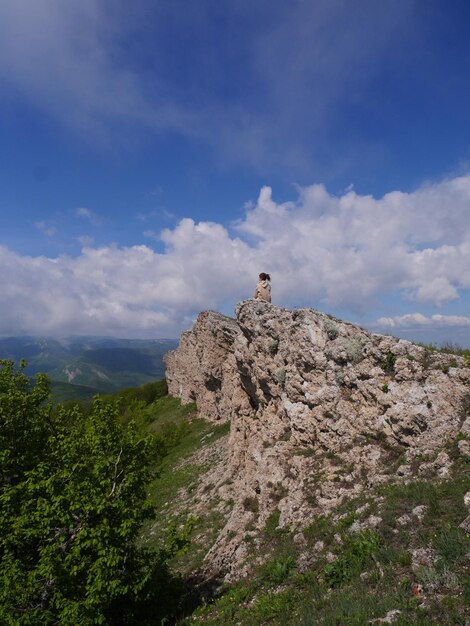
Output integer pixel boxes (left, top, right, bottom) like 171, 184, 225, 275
165, 310, 240, 422
164, 300, 470, 577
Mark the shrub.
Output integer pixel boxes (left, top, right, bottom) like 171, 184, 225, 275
324, 320, 339, 340
276, 368, 287, 384
0, 360, 181, 626
269, 482, 289, 502
343, 338, 364, 364
259, 555, 296, 586
268, 338, 279, 354
243, 496, 259, 513
264, 510, 281, 539
324, 530, 380, 587
381, 351, 396, 374
335, 369, 345, 385
433, 526, 469, 565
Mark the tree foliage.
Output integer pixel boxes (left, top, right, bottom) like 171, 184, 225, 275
0, 360, 183, 625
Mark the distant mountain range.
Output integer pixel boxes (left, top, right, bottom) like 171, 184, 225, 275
0, 336, 178, 402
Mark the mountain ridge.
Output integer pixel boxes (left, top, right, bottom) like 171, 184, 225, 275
164, 300, 470, 579
0, 335, 177, 400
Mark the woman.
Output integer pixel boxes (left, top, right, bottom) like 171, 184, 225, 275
254, 272, 271, 303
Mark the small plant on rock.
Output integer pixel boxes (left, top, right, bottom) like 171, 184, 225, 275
268, 338, 279, 354
243, 496, 259, 513
264, 510, 281, 539
343, 338, 364, 364
324, 320, 339, 340
324, 529, 380, 587
269, 482, 288, 503
381, 350, 396, 374
335, 369, 345, 385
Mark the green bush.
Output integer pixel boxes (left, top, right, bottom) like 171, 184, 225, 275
267, 338, 279, 354
433, 526, 469, 565
0, 360, 181, 625
259, 555, 296, 586
381, 351, 396, 374
243, 496, 259, 513
324, 320, 339, 340
324, 530, 380, 587
264, 510, 281, 539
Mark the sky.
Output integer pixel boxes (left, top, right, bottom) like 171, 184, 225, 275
0, 0, 470, 344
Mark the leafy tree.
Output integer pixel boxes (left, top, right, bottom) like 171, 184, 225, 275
0, 360, 184, 625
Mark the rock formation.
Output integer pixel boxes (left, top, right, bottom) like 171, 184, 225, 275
164, 300, 470, 577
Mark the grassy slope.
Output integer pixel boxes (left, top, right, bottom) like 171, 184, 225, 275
55, 377, 470, 625
113, 391, 231, 580
141, 396, 230, 575
179, 437, 470, 626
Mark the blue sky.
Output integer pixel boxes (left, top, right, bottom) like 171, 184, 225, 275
0, 0, 470, 343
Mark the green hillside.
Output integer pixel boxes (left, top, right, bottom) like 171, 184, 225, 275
49, 380, 101, 403
3, 368, 470, 624
0, 336, 177, 400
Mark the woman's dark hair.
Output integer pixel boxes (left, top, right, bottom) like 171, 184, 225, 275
259, 272, 271, 281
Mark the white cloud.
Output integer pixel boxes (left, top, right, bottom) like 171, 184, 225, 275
1, 174, 470, 338
75, 207, 101, 225
377, 314, 470, 329
237, 176, 470, 308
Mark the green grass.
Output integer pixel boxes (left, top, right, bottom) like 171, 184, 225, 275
417, 341, 470, 360
135, 395, 231, 575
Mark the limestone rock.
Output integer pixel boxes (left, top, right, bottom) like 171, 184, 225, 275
411, 547, 437, 572
369, 609, 402, 624
164, 310, 239, 421
458, 440, 470, 457
411, 505, 427, 521
165, 300, 470, 576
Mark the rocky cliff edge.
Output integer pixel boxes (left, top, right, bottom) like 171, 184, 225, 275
164, 300, 470, 578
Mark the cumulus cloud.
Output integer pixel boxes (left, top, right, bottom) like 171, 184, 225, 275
0, 221, 255, 337
1, 174, 470, 337
237, 175, 470, 308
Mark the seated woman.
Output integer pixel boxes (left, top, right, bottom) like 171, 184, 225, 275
254, 272, 271, 303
